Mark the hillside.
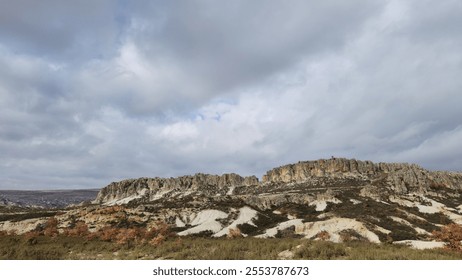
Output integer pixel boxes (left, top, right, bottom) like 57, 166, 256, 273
1, 158, 462, 252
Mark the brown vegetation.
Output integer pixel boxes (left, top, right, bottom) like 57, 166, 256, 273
63, 221, 90, 237
43, 217, 59, 237
432, 223, 462, 251
84, 220, 173, 247
316, 230, 331, 241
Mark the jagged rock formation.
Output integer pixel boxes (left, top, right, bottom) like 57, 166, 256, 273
262, 158, 462, 193
94, 173, 259, 204
95, 158, 462, 206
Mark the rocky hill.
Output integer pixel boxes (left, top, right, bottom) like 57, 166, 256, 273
95, 158, 462, 206
2, 158, 462, 249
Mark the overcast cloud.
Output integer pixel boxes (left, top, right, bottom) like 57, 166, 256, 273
1, 0, 461, 189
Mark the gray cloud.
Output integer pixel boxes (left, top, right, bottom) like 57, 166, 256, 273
1, 0, 461, 189
119, 0, 383, 114
0, 0, 119, 61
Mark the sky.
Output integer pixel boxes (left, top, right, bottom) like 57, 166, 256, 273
1, 0, 462, 190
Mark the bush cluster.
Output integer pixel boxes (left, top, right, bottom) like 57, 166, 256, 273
86, 221, 173, 246
19, 217, 173, 247
432, 223, 462, 251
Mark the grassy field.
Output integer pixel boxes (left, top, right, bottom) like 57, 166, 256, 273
1, 235, 461, 260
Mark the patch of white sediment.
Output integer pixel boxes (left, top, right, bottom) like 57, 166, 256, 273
390, 216, 430, 235
394, 240, 445, 250
103, 189, 149, 206
256, 219, 304, 238
397, 209, 427, 222
442, 210, 462, 224
374, 225, 391, 235
389, 196, 415, 208
350, 199, 362, 205
178, 209, 228, 236
391, 196, 462, 224
0, 218, 48, 235
175, 217, 186, 227
213, 206, 258, 237
295, 217, 381, 243
309, 198, 342, 212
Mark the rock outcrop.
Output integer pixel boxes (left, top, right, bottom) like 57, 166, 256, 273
94, 173, 259, 204
262, 158, 462, 194
95, 158, 462, 205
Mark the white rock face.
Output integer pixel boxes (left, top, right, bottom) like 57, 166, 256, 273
214, 207, 258, 237
178, 209, 228, 236
175, 217, 186, 227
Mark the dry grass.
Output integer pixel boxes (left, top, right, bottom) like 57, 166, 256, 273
1, 235, 462, 260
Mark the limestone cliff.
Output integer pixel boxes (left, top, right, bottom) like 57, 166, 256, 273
94, 158, 462, 205
94, 173, 259, 204
262, 158, 462, 193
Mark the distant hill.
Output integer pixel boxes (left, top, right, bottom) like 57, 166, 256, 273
0, 189, 99, 209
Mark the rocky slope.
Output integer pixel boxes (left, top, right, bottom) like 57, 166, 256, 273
2, 158, 462, 248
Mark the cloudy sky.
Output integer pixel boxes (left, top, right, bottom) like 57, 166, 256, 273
1, 0, 461, 189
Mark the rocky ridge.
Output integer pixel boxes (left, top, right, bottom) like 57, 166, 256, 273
94, 173, 259, 204
95, 158, 462, 205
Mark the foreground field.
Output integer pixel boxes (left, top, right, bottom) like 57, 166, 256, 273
1, 235, 461, 260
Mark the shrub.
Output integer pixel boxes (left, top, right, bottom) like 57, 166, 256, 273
432, 223, 462, 251
63, 221, 89, 237
23, 231, 41, 245
149, 234, 166, 246
85, 222, 172, 247
115, 228, 137, 246
316, 230, 330, 241
98, 227, 119, 242
43, 217, 59, 237
145, 221, 173, 240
